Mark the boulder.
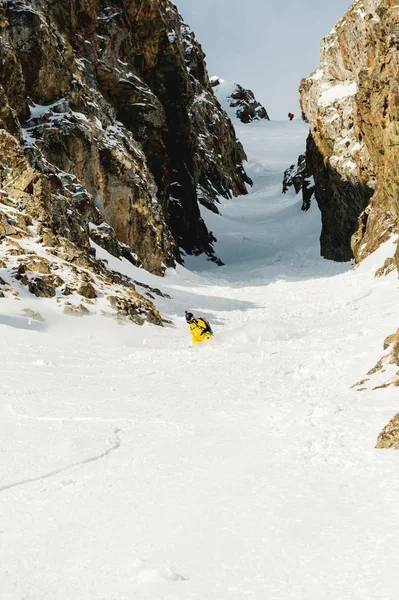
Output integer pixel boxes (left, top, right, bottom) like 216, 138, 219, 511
28, 277, 56, 298
78, 282, 97, 299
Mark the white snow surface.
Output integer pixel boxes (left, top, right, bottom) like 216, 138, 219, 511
2, 119, 399, 600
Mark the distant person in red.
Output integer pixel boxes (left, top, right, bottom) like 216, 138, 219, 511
288, 112, 294, 121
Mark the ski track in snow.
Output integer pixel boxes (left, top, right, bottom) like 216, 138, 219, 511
1, 120, 399, 599
0, 428, 121, 494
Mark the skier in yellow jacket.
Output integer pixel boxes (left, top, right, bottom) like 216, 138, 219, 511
185, 311, 213, 344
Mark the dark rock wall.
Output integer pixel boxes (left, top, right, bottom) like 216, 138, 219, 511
0, 0, 250, 272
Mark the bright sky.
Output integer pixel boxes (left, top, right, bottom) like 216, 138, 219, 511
175, 0, 352, 120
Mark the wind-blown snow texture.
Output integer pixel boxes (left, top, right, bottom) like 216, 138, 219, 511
1, 119, 399, 600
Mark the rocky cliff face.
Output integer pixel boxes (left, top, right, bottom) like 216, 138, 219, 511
0, 0, 250, 318
300, 0, 399, 264
300, 0, 399, 438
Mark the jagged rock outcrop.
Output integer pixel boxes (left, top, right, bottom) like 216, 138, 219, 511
282, 154, 315, 211
0, 0, 251, 319
211, 77, 270, 123
299, 0, 399, 264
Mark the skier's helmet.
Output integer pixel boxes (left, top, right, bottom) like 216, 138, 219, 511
185, 311, 194, 323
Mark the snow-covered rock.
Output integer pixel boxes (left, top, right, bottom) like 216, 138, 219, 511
211, 76, 270, 123
299, 0, 398, 264
0, 0, 252, 297
282, 154, 315, 212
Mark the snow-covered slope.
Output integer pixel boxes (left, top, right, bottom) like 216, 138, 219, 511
1, 118, 399, 600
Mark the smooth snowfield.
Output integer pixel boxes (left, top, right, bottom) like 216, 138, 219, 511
2, 120, 399, 600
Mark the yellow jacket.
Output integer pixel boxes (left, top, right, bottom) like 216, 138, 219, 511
189, 318, 213, 344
